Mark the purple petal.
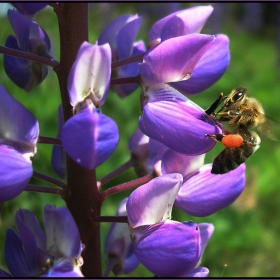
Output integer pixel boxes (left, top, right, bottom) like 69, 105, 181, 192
149, 6, 213, 42
8, 9, 30, 51
0, 146, 32, 202
61, 107, 119, 169
162, 149, 205, 177
133, 220, 200, 276
170, 34, 230, 95
198, 223, 214, 255
67, 42, 111, 107
139, 85, 222, 155
29, 21, 51, 52
184, 267, 209, 277
139, 34, 216, 86
175, 164, 246, 216
16, 209, 46, 251
116, 17, 142, 60
0, 86, 39, 148
127, 173, 183, 228
41, 258, 84, 277
12, 3, 48, 17
44, 205, 81, 258
4, 36, 35, 92
98, 14, 138, 49
0, 269, 11, 277
5, 229, 39, 277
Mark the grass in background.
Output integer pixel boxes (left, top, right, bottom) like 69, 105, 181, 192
0, 3, 280, 277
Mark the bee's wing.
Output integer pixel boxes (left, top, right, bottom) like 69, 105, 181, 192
257, 113, 280, 142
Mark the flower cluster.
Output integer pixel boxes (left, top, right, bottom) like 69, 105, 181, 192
0, 3, 248, 278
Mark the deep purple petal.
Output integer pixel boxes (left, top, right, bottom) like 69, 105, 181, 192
0, 269, 12, 277
5, 228, 39, 277
41, 258, 84, 277
133, 220, 200, 277
0, 86, 39, 148
0, 146, 32, 202
4, 35, 34, 91
148, 6, 213, 42
175, 164, 246, 216
162, 149, 205, 177
16, 209, 46, 251
139, 85, 221, 155
44, 205, 81, 258
127, 173, 182, 228
61, 108, 119, 169
170, 34, 230, 95
8, 9, 30, 51
116, 17, 142, 59
29, 21, 51, 52
98, 14, 138, 49
139, 34, 216, 86
12, 3, 48, 17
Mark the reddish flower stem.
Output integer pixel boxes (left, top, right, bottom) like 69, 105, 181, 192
0, 46, 59, 68
33, 170, 67, 189
111, 52, 144, 68
37, 136, 62, 145
93, 215, 128, 223
101, 174, 154, 197
25, 184, 64, 195
99, 157, 137, 186
110, 75, 140, 86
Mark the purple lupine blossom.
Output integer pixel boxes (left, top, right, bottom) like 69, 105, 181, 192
61, 42, 119, 169
138, 84, 223, 155
145, 5, 230, 95
104, 198, 139, 276
1, 205, 83, 277
98, 14, 146, 97
4, 9, 51, 92
0, 86, 38, 202
126, 173, 213, 276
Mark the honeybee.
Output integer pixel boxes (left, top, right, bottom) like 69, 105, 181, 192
205, 87, 279, 174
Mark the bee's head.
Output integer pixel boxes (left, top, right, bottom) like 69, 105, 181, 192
224, 87, 247, 107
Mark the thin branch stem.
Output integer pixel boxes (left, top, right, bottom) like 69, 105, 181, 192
101, 174, 154, 197
111, 52, 145, 68
0, 46, 59, 68
99, 157, 137, 186
93, 215, 128, 223
37, 136, 62, 145
110, 75, 140, 86
25, 184, 64, 195
33, 170, 67, 189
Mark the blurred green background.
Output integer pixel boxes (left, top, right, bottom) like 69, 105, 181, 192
0, 2, 280, 277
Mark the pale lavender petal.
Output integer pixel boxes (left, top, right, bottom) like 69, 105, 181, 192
170, 34, 230, 95
175, 164, 246, 216
133, 220, 200, 276
67, 42, 111, 107
139, 34, 216, 86
139, 85, 222, 155
127, 173, 182, 228
184, 267, 209, 277
44, 205, 81, 258
0, 146, 32, 202
149, 6, 213, 41
61, 108, 119, 169
198, 223, 214, 255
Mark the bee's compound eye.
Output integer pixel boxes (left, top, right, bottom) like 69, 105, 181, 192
233, 91, 244, 102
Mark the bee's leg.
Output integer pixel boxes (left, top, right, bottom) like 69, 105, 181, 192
205, 92, 225, 116
205, 133, 225, 142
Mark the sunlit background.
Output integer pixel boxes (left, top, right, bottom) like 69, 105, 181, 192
0, 2, 280, 277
